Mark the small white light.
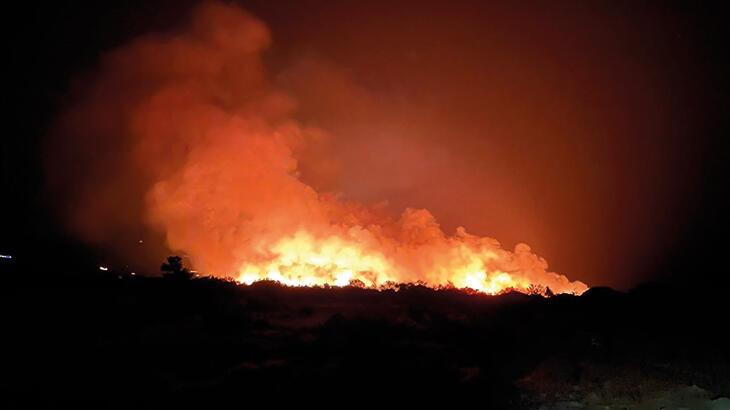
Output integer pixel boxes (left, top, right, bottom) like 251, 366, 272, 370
0, 254, 12, 259
131, 272, 136, 276
99, 266, 109, 271
138, 240, 144, 244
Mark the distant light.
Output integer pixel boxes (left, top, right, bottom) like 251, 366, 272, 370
0, 254, 12, 259
99, 266, 109, 271
131, 272, 136, 276
138, 240, 144, 244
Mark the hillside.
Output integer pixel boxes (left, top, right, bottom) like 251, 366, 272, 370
3, 271, 729, 408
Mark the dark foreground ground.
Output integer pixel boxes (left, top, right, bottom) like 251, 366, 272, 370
2, 268, 729, 409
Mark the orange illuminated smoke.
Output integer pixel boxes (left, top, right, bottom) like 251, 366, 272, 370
49, 2, 588, 296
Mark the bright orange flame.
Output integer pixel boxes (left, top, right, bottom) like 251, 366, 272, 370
233, 228, 587, 295
237, 231, 395, 287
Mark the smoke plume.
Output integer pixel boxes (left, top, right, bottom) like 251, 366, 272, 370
46, 2, 587, 294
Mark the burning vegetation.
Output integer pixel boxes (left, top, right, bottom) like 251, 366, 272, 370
46, 2, 587, 295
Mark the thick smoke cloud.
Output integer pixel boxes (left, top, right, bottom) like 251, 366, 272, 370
47, 2, 590, 293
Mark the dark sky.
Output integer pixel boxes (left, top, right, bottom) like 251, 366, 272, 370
3, 0, 728, 289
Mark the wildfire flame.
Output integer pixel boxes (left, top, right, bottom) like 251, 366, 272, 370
48, 2, 588, 296
233, 227, 587, 295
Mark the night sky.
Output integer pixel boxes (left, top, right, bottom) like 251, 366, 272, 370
3, 0, 728, 290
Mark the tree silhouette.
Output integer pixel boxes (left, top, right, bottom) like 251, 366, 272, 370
161, 256, 193, 280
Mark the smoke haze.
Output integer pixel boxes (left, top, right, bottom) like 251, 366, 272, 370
45, 1, 708, 290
